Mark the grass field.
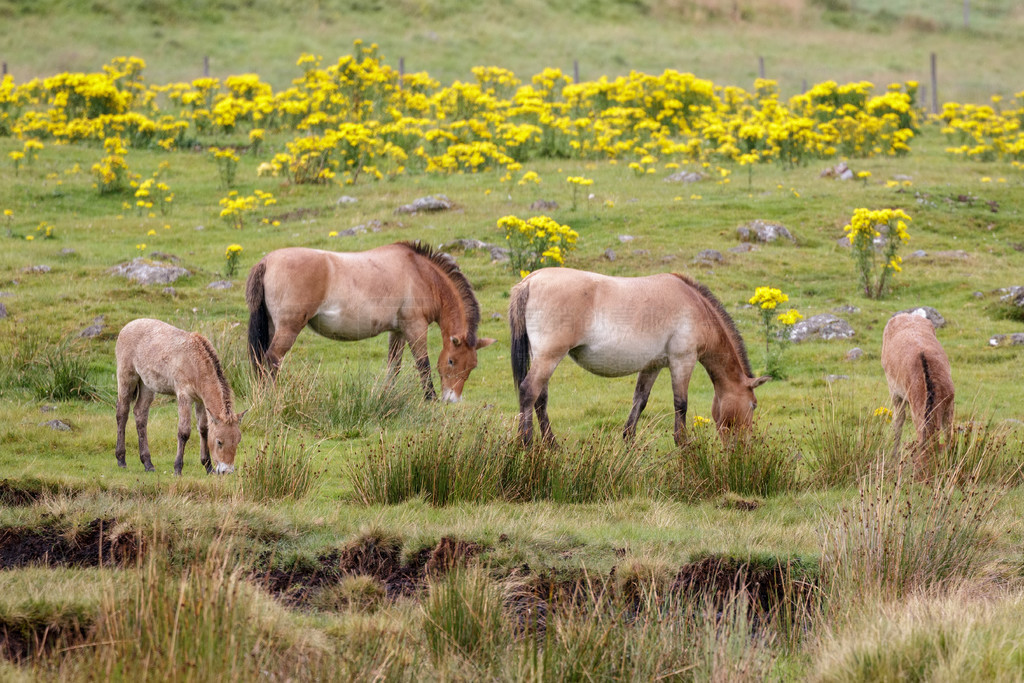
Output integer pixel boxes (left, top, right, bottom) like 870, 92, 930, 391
3, 1, 1024, 680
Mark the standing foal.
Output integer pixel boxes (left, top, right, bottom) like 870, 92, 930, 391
881, 310, 954, 475
115, 319, 245, 475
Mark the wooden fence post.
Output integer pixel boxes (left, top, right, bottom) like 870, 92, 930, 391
758, 56, 765, 80
573, 59, 579, 84
203, 56, 209, 78
930, 53, 938, 114
399, 56, 405, 89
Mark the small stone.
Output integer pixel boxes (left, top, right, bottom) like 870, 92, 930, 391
907, 250, 928, 258
39, 405, 56, 413
729, 243, 758, 254
693, 249, 724, 267
336, 195, 358, 205
207, 280, 233, 290
972, 291, 984, 299
59, 248, 76, 256
394, 194, 453, 214
825, 374, 850, 383
603, 248, 617, 261
845, 347, 864, 361
40, 419, 72, 432
660, 255, 677, 263
79, 315, 106, 338
894, 306, 945, 328
490, 313, 502, 320
632, 249, 649, 256
893, 174, 913, 182
530, 199, 559, 211
835, 236, 851, 249
0, 292, 11, 297
833, 305, 860, 314
989, 333, 1024, 347
664, 171, 704, 183
195, 224, 205, 231
618, 235, 635, 243
0, 302, 6, 319
162, 287, 177, 297
22, 265, 51, 274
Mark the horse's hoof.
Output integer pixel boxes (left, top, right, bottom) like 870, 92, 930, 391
144, 466, 155, 472
117, 461, 126, 469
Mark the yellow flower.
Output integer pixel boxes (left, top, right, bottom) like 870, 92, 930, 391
776, 309, 803, 326
874, 406, 893, 421
749, 286, 789, 310
225, 244, 243, 256
692, 415, 712, 427
519, 270, 530, 279
136, 243, 146, 251
328, 231, 338, 237
25, 235, 34, 241
147, 229, 156, 236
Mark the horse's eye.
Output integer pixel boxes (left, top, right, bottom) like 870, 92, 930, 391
216, 440, 223, 448
448, 358, 454, 366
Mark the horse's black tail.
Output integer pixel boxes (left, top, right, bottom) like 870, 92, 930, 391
245, 260, 271, 374
509, 280, 532, 391
920, 352, 936, 422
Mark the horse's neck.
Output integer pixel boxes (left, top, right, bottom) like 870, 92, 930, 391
422, 263, 467, 338
189, 355, 232, 420
698, 338, 748, 391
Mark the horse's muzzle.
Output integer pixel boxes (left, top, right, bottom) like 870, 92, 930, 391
441, 388, 461, 403
214, 462, 235, 475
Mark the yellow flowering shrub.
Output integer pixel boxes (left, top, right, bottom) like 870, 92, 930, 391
749, 287, 800, 378
843, 208, 911, 298
498, 214, 578, 274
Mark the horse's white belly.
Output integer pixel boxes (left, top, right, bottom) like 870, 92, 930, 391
309, 303, 397, 341
569, 337, 668, 377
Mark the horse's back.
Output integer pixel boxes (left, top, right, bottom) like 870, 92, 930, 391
116, 318, 192, 395
882, 313, 953, 400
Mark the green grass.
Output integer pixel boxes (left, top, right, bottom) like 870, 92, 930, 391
3, 1, 1024, 679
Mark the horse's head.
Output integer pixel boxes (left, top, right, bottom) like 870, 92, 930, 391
438, 335, 496, 402
711, 375, 770, 436
208, 410, 246, 474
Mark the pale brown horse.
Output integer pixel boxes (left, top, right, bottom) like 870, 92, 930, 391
245, 241, 494, 402
881, 310, 955, 472
509, 268, 770, 447
115, 319, 245, 475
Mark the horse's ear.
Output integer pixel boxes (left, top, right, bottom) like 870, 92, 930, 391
236, 409, 248, 424
749, 376, 771, 389
450, 335, 462, 347
475, 337, 496, 350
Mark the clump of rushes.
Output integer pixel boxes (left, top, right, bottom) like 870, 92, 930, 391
748, 286, 801, 378
843, 207, 911, 298
498, 214, 578, 276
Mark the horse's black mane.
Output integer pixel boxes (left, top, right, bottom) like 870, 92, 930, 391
673, 273, 754, 378
400, 240, 481, 345
194, 334, 235, 414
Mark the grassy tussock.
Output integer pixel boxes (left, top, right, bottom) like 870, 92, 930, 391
804, 394, 889, 486
935, 415, 1024, 487
819, 457, 1002, 616
812, 587, 1024, 682
661, 422, 799, 500
422, 566, 505, 674
351, 414, 652, 506
0, 332, 96, 402
239, 429, 325, 503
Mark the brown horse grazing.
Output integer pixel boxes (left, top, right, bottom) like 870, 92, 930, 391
115, 319, 245, 475
509, 268, 770, 447
245, 241, 494, 402
881, 310, 955, 472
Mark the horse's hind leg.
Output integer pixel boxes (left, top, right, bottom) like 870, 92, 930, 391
133, 386, 157, 472
623, 367, 660, 440
264, 313, 306, 376
196, 404, 212, 474
518, 354, 563, 448
114, 374, 137, 468
890, 393, 908, 462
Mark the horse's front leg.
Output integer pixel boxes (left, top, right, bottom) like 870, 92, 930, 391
405, 325, 437, 401
668, 354, 697, 447
196, 404, 212, 474
174, 395, 193, 476
518, 355, 563, 448
623, 367, 661, 440
133, 386, 157, 472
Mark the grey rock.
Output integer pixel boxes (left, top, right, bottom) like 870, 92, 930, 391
825, 374, 850, 383
109, 257, 190, 285
894, 306, 945, 328
909, 249, 969, 261
0, 302, 6, 319
833, 305, 860, 314
789, 314, 855, 342
487, 246, 510, 263
693, 249, 724, 266
162, 287, 177, 297
973, 291, 984, 299
737, 219, 795, 243
338, 218, 383, 236
603, 248, 617, 262
79, 315, 106, 338
989, 333, 1024, 347
836, 236, 851, 249
22, 265, 51, 274
39, 405, 56, 413
336, 195, 358, 205
40, 419, 72, 432
664, 171, 704, 183
845, 347, 864, 361
394, 194, 453, 214
207, 280, 233, 290
530, 199, 559, 211
907, 250, 928, 258
729, 243, 758, 254
440, 238, 509, 262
